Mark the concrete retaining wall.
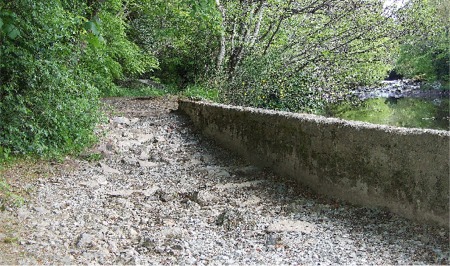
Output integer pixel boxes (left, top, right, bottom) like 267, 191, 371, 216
178, 100, 450, 226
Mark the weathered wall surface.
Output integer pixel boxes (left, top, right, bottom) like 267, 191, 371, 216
178, 100, 450, 226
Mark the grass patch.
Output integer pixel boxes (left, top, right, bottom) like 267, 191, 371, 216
0, 212, 26, 264
0, 156, 80, 263
0, 178, 24, 210
2, 237, 19, 244
1, 159, 27, 209
104, 80, 178, 98
181, 84, 220, 101
79, 152, 103, 162
104, 80, 221, 102
109, 86, 171, 97
0, 157, 79, 210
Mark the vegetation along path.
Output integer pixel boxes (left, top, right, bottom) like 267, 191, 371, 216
1, 97, 448, 265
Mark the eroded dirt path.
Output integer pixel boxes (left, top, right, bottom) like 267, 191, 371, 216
1, 96, 448, 265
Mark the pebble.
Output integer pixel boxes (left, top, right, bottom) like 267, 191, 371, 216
97, 176, 108, 185
138, 151, 150, 161
266, 220, 316, 234
112, 116, 131, 125
99, 163, 121, 175
76, 233, 95, 248
33, 207, 49, 214
137, 160, 158, 168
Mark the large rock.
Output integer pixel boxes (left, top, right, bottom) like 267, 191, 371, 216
266, 220, 316, 234
138, 160, 159, 168
99, 163, 121, 175
112, 116, 131, 125
136, 134, 154, 144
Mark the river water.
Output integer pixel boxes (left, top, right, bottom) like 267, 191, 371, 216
326, 80, 449, 131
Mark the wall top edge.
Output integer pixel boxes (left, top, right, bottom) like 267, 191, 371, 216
178, 99, 450, 136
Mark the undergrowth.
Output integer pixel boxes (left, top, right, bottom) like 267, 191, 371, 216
105, 85, 175, 97
105, 82, 220, 102
180, 84, 220, 101
0, 172, 24, 210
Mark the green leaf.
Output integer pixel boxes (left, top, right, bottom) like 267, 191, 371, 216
7, 28, 20, 39
0, 18, 4, 29
84, 21, 99, 36
86, 34, 102, 48
4, 24, 20, 39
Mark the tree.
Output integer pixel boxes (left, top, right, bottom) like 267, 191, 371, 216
212, 0, 406, 111
395, 0, 449, 82
214, 0, 399, 77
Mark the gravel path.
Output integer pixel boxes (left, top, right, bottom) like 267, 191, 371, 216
2, 96, 449, 265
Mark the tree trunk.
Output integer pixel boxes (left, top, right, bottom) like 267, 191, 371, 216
215, 0, 226, 73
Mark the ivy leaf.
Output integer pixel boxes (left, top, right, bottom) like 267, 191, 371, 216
84, 21, 99, 36
4, 24, 20, 39
8, 28, 20, 39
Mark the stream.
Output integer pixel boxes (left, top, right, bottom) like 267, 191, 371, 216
326, 80, 449, 131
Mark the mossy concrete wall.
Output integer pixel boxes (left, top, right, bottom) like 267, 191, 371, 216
178, 100, 450, 226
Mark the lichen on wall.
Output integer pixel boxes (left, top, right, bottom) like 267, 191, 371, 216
178, 100, 450, 226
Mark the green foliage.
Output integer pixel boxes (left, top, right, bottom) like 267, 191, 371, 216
0, 1, 100, 156
181, 84, 220, 102
0, 147, 11, 164
0, 0, 159, 157
220, 53, 325, 113
98, 5, 158, 79
0, 178, 24, 209
109, 85, 174, 98
395, 0, 449, 82
72, 0, 159, 96
0, 10, 20, 40
122, 0, 445, 114
396, 34, 449, 82
1, 0, 445, 161
211, 0, 401, 112
128, 0, 221, 86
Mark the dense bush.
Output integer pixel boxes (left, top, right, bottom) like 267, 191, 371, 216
0, 0, 157, 158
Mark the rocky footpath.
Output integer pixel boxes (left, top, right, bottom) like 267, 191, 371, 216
2, 96, 449, 265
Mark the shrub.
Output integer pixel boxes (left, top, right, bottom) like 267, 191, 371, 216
0, 0, 161, 158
